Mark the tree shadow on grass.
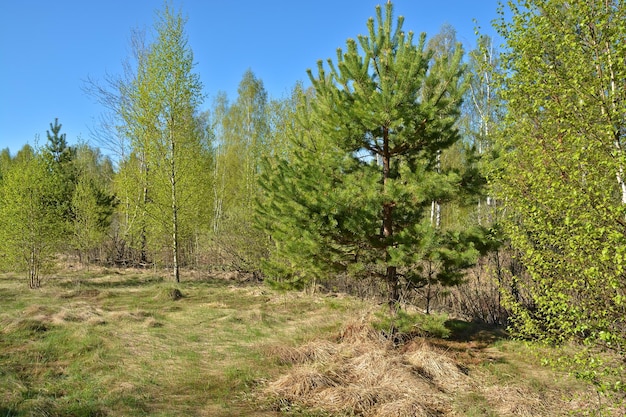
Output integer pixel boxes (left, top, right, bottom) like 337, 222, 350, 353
413, 319, 511, 368
0, 407, 18, 417
444, 319, 509, 344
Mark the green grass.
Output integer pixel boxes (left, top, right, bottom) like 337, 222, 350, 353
0, 269, 618, 416
0, 269, 364, 416
372, 307, 451, 338
456, 392, 499, 417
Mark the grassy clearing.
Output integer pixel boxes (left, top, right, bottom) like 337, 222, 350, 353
0, 269, 619, 416
1, 269, 360, 416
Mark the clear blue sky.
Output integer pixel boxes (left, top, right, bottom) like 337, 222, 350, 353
0, 0, 502, 155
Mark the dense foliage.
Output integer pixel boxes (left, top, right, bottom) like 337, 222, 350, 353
0, 151, 64, 288
493, 0, 625, 394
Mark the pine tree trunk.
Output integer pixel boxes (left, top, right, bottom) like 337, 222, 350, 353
381, 126, 399, 313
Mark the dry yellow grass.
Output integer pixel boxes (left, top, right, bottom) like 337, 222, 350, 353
260, 316, 622, 417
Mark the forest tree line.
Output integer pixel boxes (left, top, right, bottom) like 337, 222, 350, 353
0, 0, 624, 397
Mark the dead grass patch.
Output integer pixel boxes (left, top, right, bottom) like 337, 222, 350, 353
52, 302, 108, 325
3, 302, 109, 330
403, 342, 470, 391
2, 316, 51, 334
338, 315, 385, 344
375, 396, 444, 417
261, 319, 461, 416
483, 384, 548, 416
259, 317, 618, 417
315, 385, 391, 414
59, 288, 101, 298
266, 340, 340, 366
269, 366, 340, 400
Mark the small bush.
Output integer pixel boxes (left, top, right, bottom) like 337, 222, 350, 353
372, 309, 450, 339
168, 288, 183, 300
414, 313, 451, 339
153, 285, 184, 301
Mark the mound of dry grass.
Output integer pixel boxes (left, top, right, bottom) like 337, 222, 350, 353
260, 316, 611, 417
261, 317, 464, 416
268, 339, 340, 366
403, 342, 470, 392
375, 397, 442, 417
270, 366, 340, 399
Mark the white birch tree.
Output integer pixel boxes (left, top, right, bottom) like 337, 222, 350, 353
118, 5, 205, 281
0, 149, 64, 288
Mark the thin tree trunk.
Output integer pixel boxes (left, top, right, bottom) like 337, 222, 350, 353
212, 145, 224, 234
470, 42, 494, 225
430, 150, 442, 228
140, 155, 149, 266
590, 26, 626, 204
426, 261, 434, 314
426, 150, 443, 315
29, 246, 36, 289
607, 48, 626, 204
170, 129, 180, 283
381, 126, 398, 313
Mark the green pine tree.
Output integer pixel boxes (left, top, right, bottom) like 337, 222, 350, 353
43, 118, 77, 230
258, 3, 482, 313
45, 118, 74, 165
